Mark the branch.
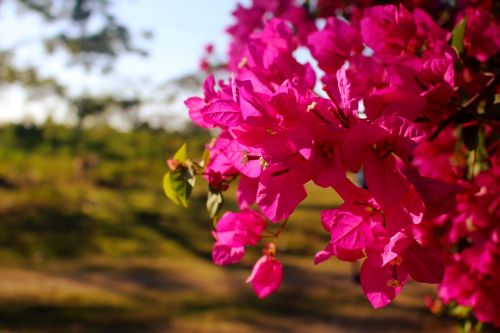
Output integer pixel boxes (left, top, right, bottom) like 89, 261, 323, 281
428, 71, 498, 142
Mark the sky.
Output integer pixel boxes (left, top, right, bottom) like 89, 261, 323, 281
0, 0, 244, 124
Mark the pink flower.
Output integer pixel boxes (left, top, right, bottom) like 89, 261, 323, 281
461, 8, 500, 62
256, 161, 309, 222
360, 4, 419, 63
360, 256, 409, 308
237, 175, 259, 209
246, 254, 283, 298
203, 132, 239, 189
307, 17, 363, 73
212, 209, 267, 265
321, 202, 380, 251
360, 230, 444, 308
182, 0, 499, 320
340, 117, 427, 230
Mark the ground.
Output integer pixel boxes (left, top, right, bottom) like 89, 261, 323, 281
0, 125, 495, 333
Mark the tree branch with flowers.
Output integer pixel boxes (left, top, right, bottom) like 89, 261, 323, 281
163, 1, 499, 330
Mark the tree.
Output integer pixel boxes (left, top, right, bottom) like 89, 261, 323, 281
0, 0, 151, 123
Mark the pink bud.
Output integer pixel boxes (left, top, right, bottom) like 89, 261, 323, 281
167, 159, 179, 171
246, 255, 283, 299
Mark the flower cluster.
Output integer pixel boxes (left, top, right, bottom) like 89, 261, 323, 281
168, 0, 499, 326
413, 130, 500, 326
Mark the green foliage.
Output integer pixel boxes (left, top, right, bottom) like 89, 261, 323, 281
163, 144, 197, 207
173, 143, 188, 162
452, 16, 467, 54
15, 0, 148, 67
0, 123, 211, 259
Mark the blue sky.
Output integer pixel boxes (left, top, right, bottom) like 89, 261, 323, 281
0, 0, 244, 123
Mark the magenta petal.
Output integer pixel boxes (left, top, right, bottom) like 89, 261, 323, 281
322, 204, 373, 250
373, 116, 427, 161
402, 165, 461, 219
215, 210, 267, 247
256, 166, 307, 222
314, 249, 334, 265
307, 17, 362, 73
246, 255, 283, 299
364, 153, 425, 230
202, 99, 243, 127
334, 246, 365, 262
237, 175, 259, 209
212, 243, 245, 265
202, 74, 217, 101
222, 139, 262, 178
360, 259, 408, 308
341, 122, 386, 173
381, 231, 412, 266
184, 97, 215, 128
401, 241, 444, 284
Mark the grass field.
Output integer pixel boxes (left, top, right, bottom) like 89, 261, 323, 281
0, 123, 486, 333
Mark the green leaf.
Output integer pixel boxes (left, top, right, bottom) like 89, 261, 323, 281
452, 16, 467, 54
206, 190, 223, 219
173, 143, 188, 163
450, 305, 472, 318
163, 167, 196, 207
163, 172, 180, 205
462, 320, 473, 333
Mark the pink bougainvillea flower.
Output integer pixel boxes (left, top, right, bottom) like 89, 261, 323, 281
182, 0, 499, 321
212, 209, 267, 265
322, 54, 385, 119
360, 4, 419, 63
307, 17, 363, 73
315, 201, 375, 265
340, 116, 427, 231
246, 254, 283, 298
294, 98, 348, 188
360, 229, 444, 308
202, 99, 243, 127
212, 244, 246, 266
256, 160, 309, 222
360, 256, 409, 308
321, 202, 380, 251
239, 18, 316, 89
203, 132, 239, 186
221, 136, 263, 178
215, 209, 267, 247
184, 75, 218, 128
413, 8, 449, 47
381, 231, 445, 284
401, 163, 462, 219
461, 8, 500, 62
237, 175, 259, 209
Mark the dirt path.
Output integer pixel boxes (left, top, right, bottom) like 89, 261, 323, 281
0, 255, 472, 333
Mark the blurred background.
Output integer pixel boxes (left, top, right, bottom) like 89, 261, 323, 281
0, 1, 490, 332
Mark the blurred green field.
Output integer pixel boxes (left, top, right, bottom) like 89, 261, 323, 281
0, 123, 470, 333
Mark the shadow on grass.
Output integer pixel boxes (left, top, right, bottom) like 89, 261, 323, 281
0, 204, 97, 258
0, 303, 168, 333
134, 194, 214, 261
74, 262, 193, 292
175, 263, 458, 333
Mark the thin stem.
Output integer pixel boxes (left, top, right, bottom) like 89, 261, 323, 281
264, 218, 289, 238
428, 72, 498, 142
